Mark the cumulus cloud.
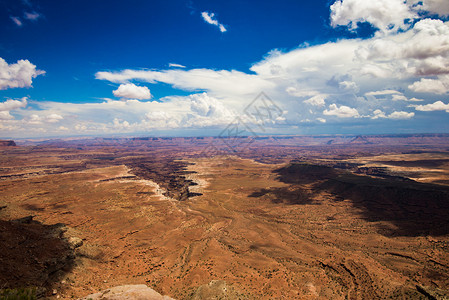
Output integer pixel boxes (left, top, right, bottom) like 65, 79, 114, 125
356, 19, 449, 78
388, 111, 415, 119
112, 118, 131, 130
339, 80, 358, 92
26, 113, 63, 125
371, 109, 386, 119
391, 94, 408, 101
113, 83, 152, 100
330, 0, 415, 33
201, 11, 227, 32
189, 93, 231, 117
371, 109, 414, 119
0, 97, 27, 121
323, 104, 360, 118
415, 101, 449, 112
0, 111, 15, 120
45, 114, 63, 123
408, 77, 449, 94
330, 0, 449, 34
304, 94, 326, 107
0, 97, 27, 111
0, 58, 45, 90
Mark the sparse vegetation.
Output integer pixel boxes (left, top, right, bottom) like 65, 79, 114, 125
0, 288, 37, 300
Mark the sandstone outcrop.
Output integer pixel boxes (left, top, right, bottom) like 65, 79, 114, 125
79, 285, 175, 300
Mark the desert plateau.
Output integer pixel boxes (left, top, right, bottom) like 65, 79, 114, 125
0, 134, 448, 299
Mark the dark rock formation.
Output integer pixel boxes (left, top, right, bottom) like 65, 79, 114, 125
0, 140, 16, 147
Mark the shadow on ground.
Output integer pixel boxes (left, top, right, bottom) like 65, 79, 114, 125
248, 186, 312, 205
250, 162, 449, 236
0, 215, 75, 297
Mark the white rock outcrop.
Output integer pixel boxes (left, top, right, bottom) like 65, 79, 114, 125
79, 284, 175, 300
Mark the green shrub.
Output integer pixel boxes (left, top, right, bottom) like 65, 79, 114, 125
0, 287, 37, 300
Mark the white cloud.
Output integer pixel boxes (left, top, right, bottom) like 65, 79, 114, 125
365, 89, 423, 102
388, 111, 415, 119
415, 101, 449, 112
10, 16, 23, 26
286, 87, 319, 98
391, 94, 408, 101
168, 63, 186, 68
0, 97, 27, 121
27, 114, 42, 124
0, 97, 27, 111
339, 80, 358, 92
0, 111, 14, 120
323, 104, 360, 118
45, 113, 63, 123
189, 92, 232, 118
24, 12, 41, 21
0, 58, 45, 90
408, 77, 449, 94
304, 94, 326, 107
113, 83, 152, 100
371, 109, 414, 119
371, 109, 387, 119
201, 11, 227, 32
96, 68, 273, 98
356, 19, 449, 78
145, 111, 181, 129
112, 118, 131, 130
26, 113, 63, 124
330, 0, 416, 33
330, 0, 449, 34
365, 90, 401, 96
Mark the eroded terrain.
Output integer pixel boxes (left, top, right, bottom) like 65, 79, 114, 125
0, 135, 449, 299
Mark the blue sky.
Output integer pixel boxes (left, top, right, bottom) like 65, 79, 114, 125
1, 0, 449, 138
